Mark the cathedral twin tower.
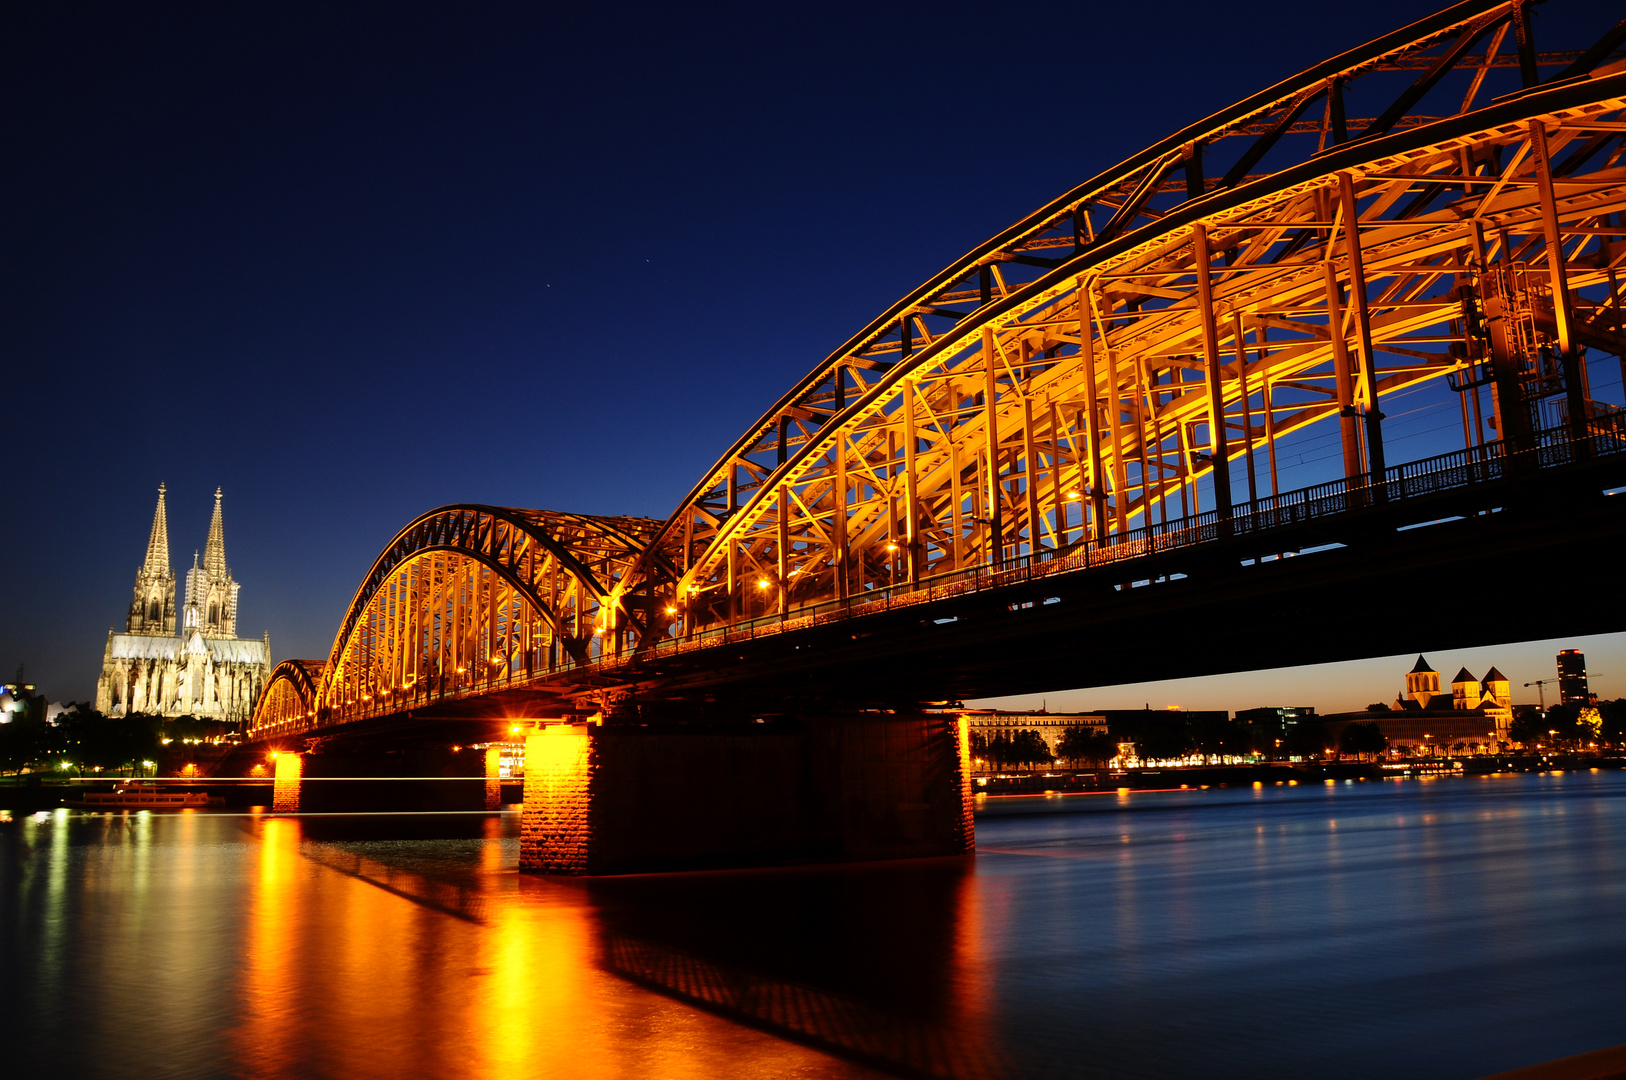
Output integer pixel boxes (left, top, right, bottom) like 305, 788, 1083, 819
96, 485, 270, 723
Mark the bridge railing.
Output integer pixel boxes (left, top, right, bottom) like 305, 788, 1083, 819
587, 412, 1626, 671
283, 413, 1625, 729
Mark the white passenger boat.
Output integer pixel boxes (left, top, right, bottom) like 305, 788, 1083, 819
68, 783, 224, 809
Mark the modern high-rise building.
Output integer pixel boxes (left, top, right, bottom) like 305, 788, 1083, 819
1557, 650, 1590, 705
95, 486, 270, 724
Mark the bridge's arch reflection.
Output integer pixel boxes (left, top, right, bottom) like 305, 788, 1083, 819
235, 815, 1000, 1079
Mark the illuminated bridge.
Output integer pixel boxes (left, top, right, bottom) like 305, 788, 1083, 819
249, 0, 1626, 872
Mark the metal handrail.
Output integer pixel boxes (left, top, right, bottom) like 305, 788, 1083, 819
304, 412, 1626, 728
598, 412, 1626, 670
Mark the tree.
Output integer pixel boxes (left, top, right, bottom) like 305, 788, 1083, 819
1599, 699, 1626, 747
1127, 713, 1191, 763
1542, 703, 1588, 747
1058, 725, 1117, 767
1008, 729, 1053, 770
1337, 722, 1387, 761
1366, 702, 1392, 713
0, 713, 51, 776
1509, 709, 1548, 747
54, 711, 161, 775
969, 731, 990, 762
1190, 715, 1250, 763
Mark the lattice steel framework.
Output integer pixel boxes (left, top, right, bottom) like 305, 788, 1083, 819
253, 507, 664, 731
251, 0, 1626, 739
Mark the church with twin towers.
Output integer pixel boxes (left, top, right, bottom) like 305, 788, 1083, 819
95, 485, 271, 724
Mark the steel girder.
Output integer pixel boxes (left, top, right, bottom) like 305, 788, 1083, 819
248, 506, 662, 737
647, 0, 1626, 632
255, 659, 326, 737
250, 0, 1626, 738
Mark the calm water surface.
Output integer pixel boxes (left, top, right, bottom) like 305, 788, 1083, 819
2, 771, 1624, 1079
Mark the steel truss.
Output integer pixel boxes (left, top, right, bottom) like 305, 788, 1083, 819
251, 0, 1626, 739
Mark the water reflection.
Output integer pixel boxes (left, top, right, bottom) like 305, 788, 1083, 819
220, 812, 971, 1078
6, 773, 1626, 1079
589, 860, 1000, 1079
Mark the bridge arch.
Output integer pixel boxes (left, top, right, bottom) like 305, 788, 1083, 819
254, 659, 326, 737
248, 0, 1626, 741
248, 506, 662, 736
647, 0, 1626, 631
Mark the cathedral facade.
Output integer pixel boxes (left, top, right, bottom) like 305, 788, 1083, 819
95, 485, 271, 725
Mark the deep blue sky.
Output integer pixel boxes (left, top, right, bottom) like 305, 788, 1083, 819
4, 0, 1621, 709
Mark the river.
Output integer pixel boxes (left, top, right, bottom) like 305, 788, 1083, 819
2, 770, 1623, 1079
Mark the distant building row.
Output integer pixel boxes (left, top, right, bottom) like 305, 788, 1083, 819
963, 650, 1599, 761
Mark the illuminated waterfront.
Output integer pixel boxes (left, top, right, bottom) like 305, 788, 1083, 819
3, 771, 1624, 1079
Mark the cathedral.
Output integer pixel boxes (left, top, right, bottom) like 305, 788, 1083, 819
1394, 654, 1514, 737
95, 485, 271, 725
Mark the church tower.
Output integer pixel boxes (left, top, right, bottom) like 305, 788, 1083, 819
125, 483, 176, 635
182, 488, 241, 638
1405, 655, 1441, 707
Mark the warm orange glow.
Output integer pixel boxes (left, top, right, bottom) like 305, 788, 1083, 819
272, 753, 303, 813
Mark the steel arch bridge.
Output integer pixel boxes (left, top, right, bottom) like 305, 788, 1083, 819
251, 0, 1626, 742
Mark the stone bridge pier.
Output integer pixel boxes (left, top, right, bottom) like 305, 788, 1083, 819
520, 713, 975, 875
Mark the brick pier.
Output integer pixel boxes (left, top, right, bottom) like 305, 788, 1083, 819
520, 713, 974, 875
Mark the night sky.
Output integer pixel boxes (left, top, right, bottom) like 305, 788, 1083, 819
5, 0, 1622, 710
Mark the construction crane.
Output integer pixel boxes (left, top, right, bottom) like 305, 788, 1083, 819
1525, 680, 1552, 711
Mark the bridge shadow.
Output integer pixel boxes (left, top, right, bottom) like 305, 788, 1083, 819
255, 814, 1005, 1078
583, 858, 1006, 1080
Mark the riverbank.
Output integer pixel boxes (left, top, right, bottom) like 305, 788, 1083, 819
971, 755, 1626, 796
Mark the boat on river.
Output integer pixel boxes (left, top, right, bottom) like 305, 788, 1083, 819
67, 783, 224, 809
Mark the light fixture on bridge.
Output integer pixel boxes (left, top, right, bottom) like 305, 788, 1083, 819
1066, 490, 1082, 500
757, 577, 771, 589
665, 605, 677, 614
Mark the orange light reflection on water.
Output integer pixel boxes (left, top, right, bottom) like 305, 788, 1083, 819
231, 816, 904, 1079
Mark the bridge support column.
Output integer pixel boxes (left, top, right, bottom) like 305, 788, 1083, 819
519, 724, 596, 873
519, 713, 974, 876
484, 746, 502, 810
272, 752, 303, 813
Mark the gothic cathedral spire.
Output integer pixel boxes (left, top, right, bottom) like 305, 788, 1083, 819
202, 487, 227, 578
183, 488, 240, 638
144, 482, 171, 573
126, 483, 177, 636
